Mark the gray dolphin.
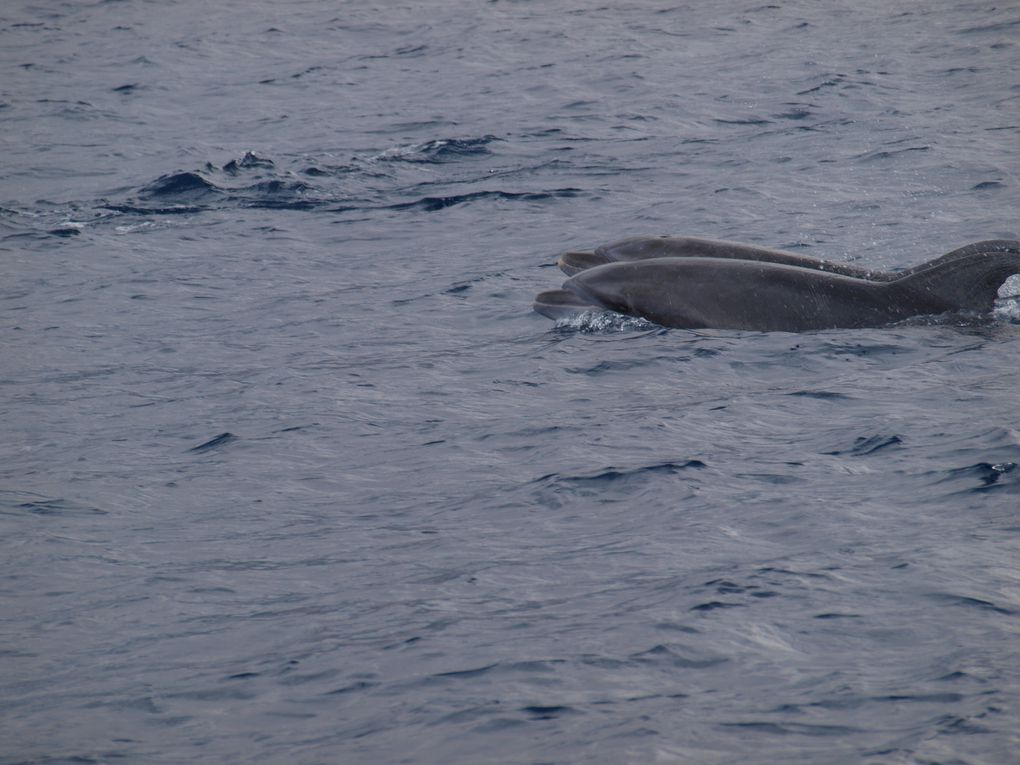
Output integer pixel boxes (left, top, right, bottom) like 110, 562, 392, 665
557, 236, 884, 279
534, 238, 1020, 332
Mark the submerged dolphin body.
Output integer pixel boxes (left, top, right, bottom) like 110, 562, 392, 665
534, 237, 1020, 332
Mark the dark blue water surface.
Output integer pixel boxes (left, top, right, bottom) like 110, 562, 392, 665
3, 1, 1020, 763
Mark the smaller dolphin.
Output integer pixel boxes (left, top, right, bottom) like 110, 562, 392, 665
534, 238, 1020, 332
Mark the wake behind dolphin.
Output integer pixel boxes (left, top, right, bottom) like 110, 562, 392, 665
534, 237, 1020, 332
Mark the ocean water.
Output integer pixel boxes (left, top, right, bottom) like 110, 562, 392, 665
2, 1, 1020, 763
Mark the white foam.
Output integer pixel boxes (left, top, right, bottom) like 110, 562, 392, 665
115, 221, 159, 234
993, 274, 1020, 322
996, 273, 1020, 299
555, 310, 657, 333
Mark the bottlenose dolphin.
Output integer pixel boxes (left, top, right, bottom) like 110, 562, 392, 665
534, 237, 1020, 332
557, 236, 883, 279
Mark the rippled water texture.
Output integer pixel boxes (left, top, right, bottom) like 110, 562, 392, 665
2, 1, 1020, 763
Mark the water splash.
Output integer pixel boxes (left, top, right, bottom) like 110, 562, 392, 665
993, 274, 1020, 322
555, 310, 657, 333
371, 136, 500, 164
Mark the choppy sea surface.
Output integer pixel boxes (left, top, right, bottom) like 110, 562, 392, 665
3, 1, 1020, 763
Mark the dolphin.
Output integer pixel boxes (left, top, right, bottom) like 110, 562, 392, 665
557, 236, 884, 279
534, 237, 1020, 332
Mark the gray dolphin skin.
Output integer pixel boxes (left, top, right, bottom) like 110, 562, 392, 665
534, 237, 1020, 332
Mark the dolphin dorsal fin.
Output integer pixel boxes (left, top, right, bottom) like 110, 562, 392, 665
891, 241, 1020, 313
